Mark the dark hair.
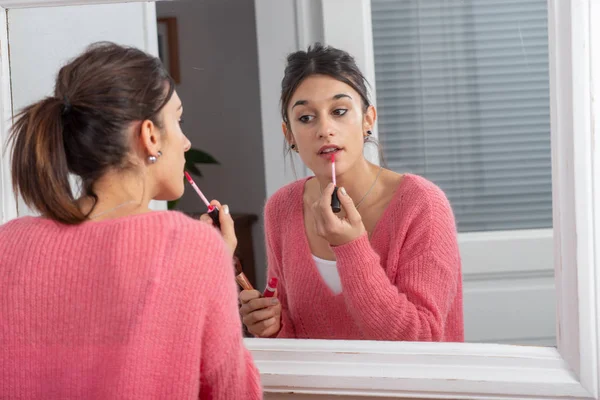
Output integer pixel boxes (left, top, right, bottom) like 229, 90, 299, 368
7, 41, 174, 225
280, 42, 371, 127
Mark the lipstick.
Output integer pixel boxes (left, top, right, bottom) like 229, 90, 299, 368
330, 154, 341, 213
262, 277, 278, 298
184, 171, 220, 228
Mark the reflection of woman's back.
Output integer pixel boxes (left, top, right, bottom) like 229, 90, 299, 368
0, 42, 261, 399
240, 43, 463, 342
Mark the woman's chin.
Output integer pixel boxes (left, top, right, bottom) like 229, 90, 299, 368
154, 189, 183, 202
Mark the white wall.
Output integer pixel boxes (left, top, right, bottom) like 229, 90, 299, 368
254, 0, 308, 197
157, 0, 267, 288
9, 4, 156, 108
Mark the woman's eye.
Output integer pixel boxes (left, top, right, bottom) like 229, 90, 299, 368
333, 109, 348, 116
298, 115, 314, 123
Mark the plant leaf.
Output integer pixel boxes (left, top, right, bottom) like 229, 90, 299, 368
185, 148, 219, 165
185, 162, 203, 177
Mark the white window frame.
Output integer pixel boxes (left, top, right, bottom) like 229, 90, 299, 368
251, 0, 600, 398
0, 0, 598, 398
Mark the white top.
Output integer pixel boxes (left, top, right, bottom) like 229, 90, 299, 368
311, 254, 342, 295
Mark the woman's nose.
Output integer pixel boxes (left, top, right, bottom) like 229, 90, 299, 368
316, 117, 336, 139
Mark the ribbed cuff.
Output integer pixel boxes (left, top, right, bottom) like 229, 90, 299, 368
331, 233, 380, 279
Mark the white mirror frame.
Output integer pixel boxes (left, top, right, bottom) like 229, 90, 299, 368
0, 0, 598, 398
0, 6, 14, 225
0, 0, 169, 7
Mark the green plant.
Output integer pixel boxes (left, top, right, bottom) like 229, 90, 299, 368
167, 147, 219, 210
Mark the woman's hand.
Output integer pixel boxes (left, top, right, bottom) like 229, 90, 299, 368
199, 200, 237, 255
239, 289, 281, 337
312, 183, 366, 246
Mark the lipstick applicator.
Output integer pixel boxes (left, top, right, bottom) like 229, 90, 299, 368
330, 154, 341, 213
184, 171, 220, 229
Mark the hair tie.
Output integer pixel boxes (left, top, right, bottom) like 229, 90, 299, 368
62, 95, 72, 115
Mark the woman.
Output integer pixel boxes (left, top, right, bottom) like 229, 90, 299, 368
0, 42, 261, 399
240, 43, 463, 342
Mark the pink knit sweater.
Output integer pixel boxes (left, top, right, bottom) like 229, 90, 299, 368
0, 211, 261, 400
265, 174, 464, 341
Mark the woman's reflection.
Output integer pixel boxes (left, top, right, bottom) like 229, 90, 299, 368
239, 43, 464, 342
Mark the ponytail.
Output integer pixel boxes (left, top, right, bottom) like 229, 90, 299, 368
9, 97, 86, 224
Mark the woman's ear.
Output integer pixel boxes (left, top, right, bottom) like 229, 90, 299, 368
138, 119, 162, 157
363, 105, 377, 133
282, 122, 295, 148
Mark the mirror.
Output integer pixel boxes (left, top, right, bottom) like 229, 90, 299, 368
0, 0, 598, 399
156, 0, 555, 346
0, 0, 555, 347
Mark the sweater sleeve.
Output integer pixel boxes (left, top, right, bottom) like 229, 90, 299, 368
331, 186, 461, 342
264, 194, 297, 339
198, 228, 262, 399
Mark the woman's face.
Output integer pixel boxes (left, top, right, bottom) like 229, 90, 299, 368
284, 74, 375, 178
152, 90, 191, 201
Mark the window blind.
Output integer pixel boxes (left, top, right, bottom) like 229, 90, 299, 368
371, 0, 551, 232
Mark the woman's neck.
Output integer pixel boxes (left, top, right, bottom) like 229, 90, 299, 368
315, 158, 381, 206
79, 171, 153, 221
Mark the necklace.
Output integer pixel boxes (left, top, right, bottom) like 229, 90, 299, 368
89, 200, 137, 219
321, 165, 383, 210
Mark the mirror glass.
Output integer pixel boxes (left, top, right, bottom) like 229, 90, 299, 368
24, 0, 550, 347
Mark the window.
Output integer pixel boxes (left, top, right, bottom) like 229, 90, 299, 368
371, 0, 551, 232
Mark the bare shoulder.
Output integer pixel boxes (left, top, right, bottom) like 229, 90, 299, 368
371, 168, 404, 206
380, 168, 404, 191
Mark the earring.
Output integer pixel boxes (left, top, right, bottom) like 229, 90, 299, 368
148, 150, 162, 164
290, 144, 297, 150
367, 130, 373, 135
